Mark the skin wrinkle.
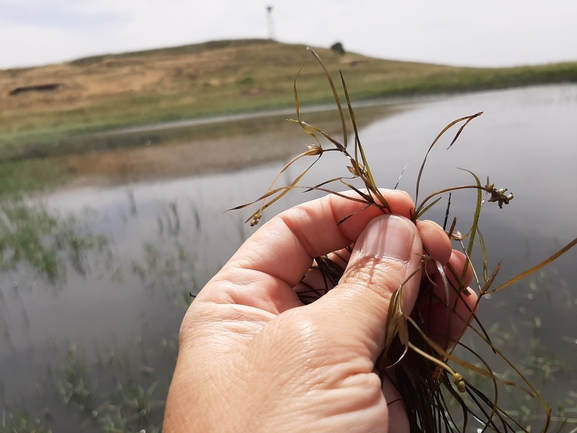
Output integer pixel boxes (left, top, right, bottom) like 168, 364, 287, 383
170, 354, 240, 430
234, 247, 300, 287
239, 374, 296, 428
180, 307, 273, 364
310, 393, 388, 433
253, 314, 318, 367
313, 357, 377, 392
300, 384, 383, 420
349, 258, 418, 315
327, 196, 353, 241
317, 294, 385, 362
209, 267, 301, 313
238, 216, 312, 288
279, 212, 318, 270
192, 301, 274, 327
278, 194, 380, 271
210, 369, 249, 430
185, 322, 262, 430
244, 369, 384, 432
229, 271, 288, 311
416, 220, 451, 265
300, 337, 373, 383
322, 196, 359, 247
246, 311, 376, 413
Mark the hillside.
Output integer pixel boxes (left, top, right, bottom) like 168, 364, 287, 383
1, 39, 577, 160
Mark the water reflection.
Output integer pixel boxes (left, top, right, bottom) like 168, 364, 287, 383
1, 85, 576, 431
51, 104, 404, 185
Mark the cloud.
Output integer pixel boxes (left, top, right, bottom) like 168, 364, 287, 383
0, 0, 126, 29
0, 0, 576, 69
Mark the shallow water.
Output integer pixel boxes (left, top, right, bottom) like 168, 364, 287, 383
1, 85, 576, 431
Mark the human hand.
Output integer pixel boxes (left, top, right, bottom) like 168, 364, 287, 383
164, 189, 476, 433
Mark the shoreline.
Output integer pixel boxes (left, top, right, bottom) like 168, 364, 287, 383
3, 82, 577, 196
3, 37, 576, 159
95, 92, 449, 137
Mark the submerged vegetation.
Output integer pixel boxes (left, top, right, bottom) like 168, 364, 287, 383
0, 198, 112, 284
1, 341, 171, 433
233, 49, 577, 432
0, 198, 195, 432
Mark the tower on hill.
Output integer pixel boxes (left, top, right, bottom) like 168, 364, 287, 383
266, 6, 275, 40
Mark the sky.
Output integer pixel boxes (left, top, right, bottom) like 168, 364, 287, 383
1, 0, 577, 70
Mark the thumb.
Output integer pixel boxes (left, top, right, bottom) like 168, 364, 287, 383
311, 214, 423, 361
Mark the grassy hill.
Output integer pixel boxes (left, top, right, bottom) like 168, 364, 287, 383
1, 38, 576, 160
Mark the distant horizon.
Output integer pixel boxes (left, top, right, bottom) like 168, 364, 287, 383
2, 1, 576, 70
3, 37, 576, 72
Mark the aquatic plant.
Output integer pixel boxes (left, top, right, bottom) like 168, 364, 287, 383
0, 198, 113, 285
0, 413, 52, 433
232, 49, 577, 432
56, 344, 166, 432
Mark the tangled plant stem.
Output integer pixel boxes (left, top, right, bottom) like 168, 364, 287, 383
231, 49, 577, 433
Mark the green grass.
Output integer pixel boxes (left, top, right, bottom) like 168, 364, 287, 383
0, 197, 112, 284
1, 39, 576, 161
0, 159, 71, 196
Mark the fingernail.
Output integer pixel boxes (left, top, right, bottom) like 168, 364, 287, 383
353, 215, 416, 263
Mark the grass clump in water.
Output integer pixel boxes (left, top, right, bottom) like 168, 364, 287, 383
0, 198, 112, 285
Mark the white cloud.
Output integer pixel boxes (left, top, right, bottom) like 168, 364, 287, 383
1, 0, 576, 69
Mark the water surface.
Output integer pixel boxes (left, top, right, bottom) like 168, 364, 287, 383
1, 85, 576, 432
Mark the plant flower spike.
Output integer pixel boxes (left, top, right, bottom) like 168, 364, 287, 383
487, 184, 514, 208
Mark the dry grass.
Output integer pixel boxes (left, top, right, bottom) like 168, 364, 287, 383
1, 39, 576, 158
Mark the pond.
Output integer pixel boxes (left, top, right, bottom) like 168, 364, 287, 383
1, 84, 576, 432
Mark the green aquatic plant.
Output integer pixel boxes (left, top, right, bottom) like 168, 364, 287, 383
0, 197, 112, 285
0, 413, 52, 433
58, 346, 96, 417
131, 239, 199, 306
231, 49, 577, 432
55, 344, 166, 432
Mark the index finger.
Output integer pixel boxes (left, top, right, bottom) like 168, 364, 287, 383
199, 190, 415, 312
